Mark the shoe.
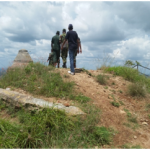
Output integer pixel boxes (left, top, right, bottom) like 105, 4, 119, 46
68, 71, 75, 75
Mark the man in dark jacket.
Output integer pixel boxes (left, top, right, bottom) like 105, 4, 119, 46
51, 31, 60, 68
61, 24, 81, 75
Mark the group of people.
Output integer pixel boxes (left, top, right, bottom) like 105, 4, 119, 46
47, 24, 82, 75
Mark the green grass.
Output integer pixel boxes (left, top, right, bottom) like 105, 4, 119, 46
96, 74, 109, 85
110, 95, 120, 107
127, 82, 146, 97
124, 109, 138, 124
0, 99, 114, 148
111, 101, 120, 107
0, 62, 115, 148
105, 66, 150, 96
104, 66, 140, 82
0, 63, 76, 99
121, 144, 141, 149
82, 68, 93, 76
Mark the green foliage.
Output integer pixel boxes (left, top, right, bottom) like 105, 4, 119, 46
111, 101, 120, 107
127, 82, 146, 97
96, 74, 109, 85
124, 109, 138, 124
104, 86, 108, 89
93, 126, 113, 145
82, 68, 93, 76
111, 82, 115, 85
0, 100, 115, 148
119, 100, 124, 105
25, 65, 32, 74
110, 95, 120, 107
105, 66, 140, 82
73, 94, 91, 103
121, 143, 141, 149
0, 63, 76, 98
119, 90, 123, 93
105, 65, 150, 96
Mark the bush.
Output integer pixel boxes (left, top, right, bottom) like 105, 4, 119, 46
96, 74, 109, 85
93, 126, 113, 145
127, 82, 146, 97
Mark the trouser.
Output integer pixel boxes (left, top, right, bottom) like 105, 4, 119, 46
53, 49, 60, 63
74, 49, 78, 67
61, 47, 68, 64
69, 49, 76, 73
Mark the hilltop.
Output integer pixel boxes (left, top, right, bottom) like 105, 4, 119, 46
0, 63, 150, 148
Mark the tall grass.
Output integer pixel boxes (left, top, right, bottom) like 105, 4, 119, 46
104, 66, 150, 96
0, 99, 114, 148
0, 63, 74, 98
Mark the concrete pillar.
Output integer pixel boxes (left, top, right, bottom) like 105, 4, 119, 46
8, 49, 33, 70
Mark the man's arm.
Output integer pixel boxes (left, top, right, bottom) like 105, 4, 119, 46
51, 38, 53, 49
61, 39, 67, 50
79, 42, 82, 53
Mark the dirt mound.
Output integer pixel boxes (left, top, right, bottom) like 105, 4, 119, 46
3, 68, 150, 148
57, 68, 150, 148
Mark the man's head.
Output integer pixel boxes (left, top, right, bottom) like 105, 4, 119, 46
68, 24, 73, 30
56, 31, 60, 35
62, 29, 66, 33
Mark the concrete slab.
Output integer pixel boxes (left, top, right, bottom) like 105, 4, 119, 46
0, 88, 85, 115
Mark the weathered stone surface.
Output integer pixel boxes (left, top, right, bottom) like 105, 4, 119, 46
0, 88, 85, 115
8, 49, 33, 70
142, 122, 148, 125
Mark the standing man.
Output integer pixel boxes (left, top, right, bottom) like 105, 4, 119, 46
74, 37, 82, 68
61, 24, 81, 75
59, 29, 68, 68
51, 31, 60, 68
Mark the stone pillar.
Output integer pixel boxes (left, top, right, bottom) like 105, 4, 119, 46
8, 49, 33, 70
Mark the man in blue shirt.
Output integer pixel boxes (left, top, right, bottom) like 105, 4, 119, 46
61, 24, 81, 75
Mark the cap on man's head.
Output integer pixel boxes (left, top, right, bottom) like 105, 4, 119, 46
56, 31, 60, 35
68, 24, 73, 30
63, 29, 66, 33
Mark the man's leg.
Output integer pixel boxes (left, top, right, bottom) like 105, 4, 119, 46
62, 48, 67, 68
57, 50, 60, 68
69, 49, 75, 73
52, 50, 57, 67
74, 49, 77, 68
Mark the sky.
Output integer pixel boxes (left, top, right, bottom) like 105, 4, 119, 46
1, 1, 150, 73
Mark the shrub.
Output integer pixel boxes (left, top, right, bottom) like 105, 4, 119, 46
111, 101, 120, 107
127, 82, 146, 97
93, 126, 113, 145
96, 74, 109, 85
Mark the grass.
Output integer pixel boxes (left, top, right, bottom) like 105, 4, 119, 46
69, 94, 91, 103
124, 109, 138, 124
104, 66, 149, 97
110, 95, 120, 107
0, 62, 115, 148
82, 68, 93, 76
0, 63, 76, 99
111, 101, 120, 107
0, 99, 114, 148
96, 74, 109, 85
127, 82, 146, 97
121, 144, 141, 149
